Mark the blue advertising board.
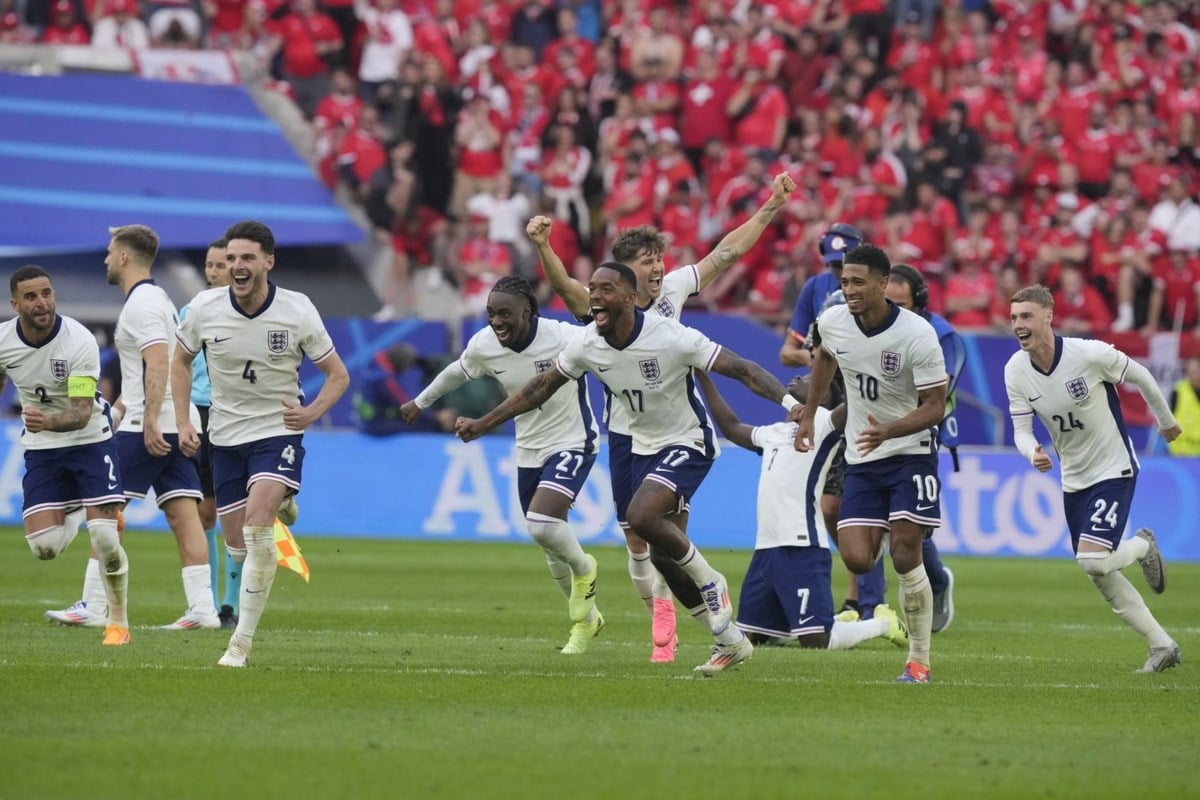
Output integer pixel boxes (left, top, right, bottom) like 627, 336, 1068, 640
2, 424, 1194, 562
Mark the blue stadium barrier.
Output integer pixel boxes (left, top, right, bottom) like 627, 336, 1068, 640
0, 423, 1195, 562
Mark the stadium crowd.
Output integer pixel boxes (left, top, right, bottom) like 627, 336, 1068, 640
9, 0, 1200, 336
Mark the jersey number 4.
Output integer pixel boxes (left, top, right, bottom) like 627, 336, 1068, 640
242, 361, 258, 385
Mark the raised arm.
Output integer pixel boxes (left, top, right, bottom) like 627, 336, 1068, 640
456, 369, 570, 442
695, 172, 795, 290
694, 369, 756, 450
526, 216, 590, 317
401, 358, 472, 422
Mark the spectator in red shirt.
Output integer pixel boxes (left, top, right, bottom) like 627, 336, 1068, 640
204, 0, 248, 48
277, 0, 342, 118
449, 92, 506, 221
542, 6, 595, 78
1033, 193, 1089, 288
1071, 104, 1117, 199
779, 27, 829, 119
1053, 262, 1114, 335
631, 56, 681, 131
988, 263, 1023, 332
458, 213, 513, 314
540, 124, 593, 244
726, 65, 788, 157
1057, 60, 1101, 144
313, 66, 363, 137
41, 0, 89, 42
603, 151, 657, 237
679, 47, 735, 167
943, 247, 995, 330
1154, 248, 1200, 333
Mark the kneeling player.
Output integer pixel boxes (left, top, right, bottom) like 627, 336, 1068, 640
696, 371, 907, 650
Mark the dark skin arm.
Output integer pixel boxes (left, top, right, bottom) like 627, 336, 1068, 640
708, 348, 789, 408
855, 382, 947, 457
793, 345, 838, 450
694, 369, 756, 450
455, 369, 570, 442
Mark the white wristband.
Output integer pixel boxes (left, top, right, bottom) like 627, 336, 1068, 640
781, 395, 800, 412
111, 407, 124, 425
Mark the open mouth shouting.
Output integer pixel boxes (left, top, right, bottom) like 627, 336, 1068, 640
647, 270, 663, 296
492, 324, 512, 345
591, 303, 611, 329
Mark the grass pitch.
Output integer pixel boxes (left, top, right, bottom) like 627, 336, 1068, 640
1, 529, 1197, 800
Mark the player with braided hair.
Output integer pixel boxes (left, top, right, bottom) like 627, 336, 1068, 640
401, 276, 606, 654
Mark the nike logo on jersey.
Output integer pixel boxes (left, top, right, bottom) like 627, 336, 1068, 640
1027, 395, 1042, 402
107, 482, 119, 490
836, 349, 850, 355
212, 336, 231, 344
495, 369, 507, 374
278, 466, 294, 472
916, 503, 936, 511
598, 367, 612, 372
797, 615, 815, 626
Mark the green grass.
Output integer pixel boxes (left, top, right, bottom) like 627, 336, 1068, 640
2, 530, 1198, 800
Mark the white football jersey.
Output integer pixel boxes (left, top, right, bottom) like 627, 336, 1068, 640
0, 314, 112, 449
606, 264, 699, 436
750, 408, 838, 550
175, 285, 336, 447
558, 311, 721, 458
1005, 336, 1139, 492
114, 279, 193, 433
817, 303, 946, 465
458, 318, 600, 468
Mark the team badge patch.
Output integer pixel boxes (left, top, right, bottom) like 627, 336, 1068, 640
535, 359, 554, 374
1066, 377, 1088, 400
50, 359, 68, 381
639, 358, 661, 381
267, 330, 289, 353
654, 297, 676, 318
881, 350, 902, 376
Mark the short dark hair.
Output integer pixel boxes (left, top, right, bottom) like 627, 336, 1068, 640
108, 224, 159, 265
610, 226, 665, 265
845, 243, 891, 277
890, 263, 929, 310
595, 260, 638, 292
10, 264, 50, 297
208, 238, 229, 250
224, 220, 275, 256
491, 274, 539, 318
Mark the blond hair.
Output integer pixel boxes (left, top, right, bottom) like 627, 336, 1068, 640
1011, 284, 1053, 309
108, 224, 159, 265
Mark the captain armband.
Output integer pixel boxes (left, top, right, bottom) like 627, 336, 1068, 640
67, 376, 97, 398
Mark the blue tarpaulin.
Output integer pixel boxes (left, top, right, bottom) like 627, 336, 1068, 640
0, 73, 362, 255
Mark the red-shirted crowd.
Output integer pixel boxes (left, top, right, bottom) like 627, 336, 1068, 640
8, 0, 1200, 335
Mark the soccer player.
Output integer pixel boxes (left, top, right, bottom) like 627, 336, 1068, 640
793, 244, 948, 684
779, 223, 862, 617
458, 262, 798, 674
694, 370, 909, 651
2, 265, 131, 645
172, 220, 350, 667
104, 224, 220, 628
186, 238, 241, 629
527, 171, 795, 662
850, 265, 962, 632
400, 276, 604, 653
1005, 285, 1181, 673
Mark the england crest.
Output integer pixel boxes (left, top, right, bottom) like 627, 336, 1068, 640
535, 359, 554, 374
639, 358, 661, 381
654, 297, 676, 318
50, 359, 68, 381
1065, 376, 1088, 400
267, 330, 289, 354
880, 350, 902, 376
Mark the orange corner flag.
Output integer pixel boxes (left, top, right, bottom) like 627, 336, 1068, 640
273, 519, 310, 584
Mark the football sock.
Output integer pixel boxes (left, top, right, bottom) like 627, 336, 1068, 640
674, 543, 720, 589
204, 528, 220, 606
716, 625, 744, 647
544, 553, 572, 598
898, 563, 932, 667
1088, 570, 1174, 649
1076, 537, 1147, 577
233, 526, 276, 645
223, 546, 245, 612
181, 565, 216, 615
525, 513, 590, 575
628, 547, 655, 612
921, 537, 949, 595
90, 517, 128, 627
25, 525, 70, 560
651, 571, 673, 601
829, 618, 889, 650
82, 557, 107, 612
